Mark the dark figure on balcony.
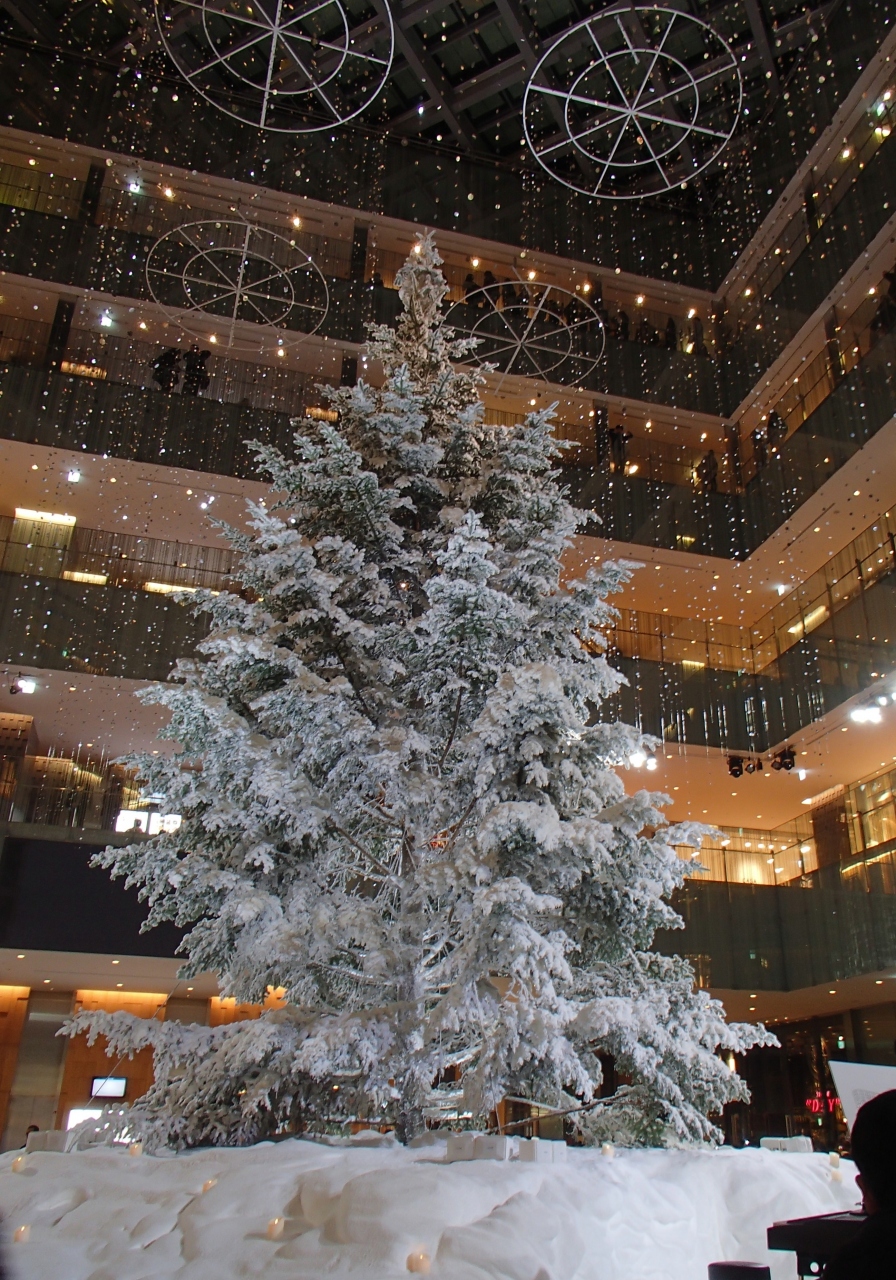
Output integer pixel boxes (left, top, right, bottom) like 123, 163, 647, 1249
151, 347, 180, 392
696, 449, 718, 494
824, 1090, 896, 1278
766, 410, 786, 452
665, 316, 677, 350
616, 309, 630, 341
608, 424, 631, 474
751, 425, 768, 469
182, 346, 211, 396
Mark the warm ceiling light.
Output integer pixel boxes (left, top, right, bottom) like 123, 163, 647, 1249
841, 147, 851, 159
582, 282, 591, 292
138, 321, 147, 330
471, 257, 480, 267
163, 186, 175, 198
687, 308, 696, 319
527, 269, 536, 280
413, 244, 422, 254
635, 294, 645, 305
291, 215, 302, 228
209, 335, 217, 344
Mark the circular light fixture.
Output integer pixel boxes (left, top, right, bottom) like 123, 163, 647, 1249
523, 4, 742, 200
444, 280, 605, 388
146, 219, 329, 353
155, 0, 394, 133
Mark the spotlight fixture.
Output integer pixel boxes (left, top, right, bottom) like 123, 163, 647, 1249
771, 747, 796, 771
10, 675, 36, 695
645, 753, 658, 772
744, 759, 763, 774
727, 756, 744, 779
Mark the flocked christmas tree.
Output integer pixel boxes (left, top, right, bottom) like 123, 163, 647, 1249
70, 237, 773, 1149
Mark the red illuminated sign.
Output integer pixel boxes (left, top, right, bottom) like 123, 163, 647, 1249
805, 1091, 840, 1115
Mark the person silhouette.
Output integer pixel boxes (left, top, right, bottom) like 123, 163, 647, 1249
182, 346, 211, 396
151, 347, 180, 392
824, 1090, 896, 1277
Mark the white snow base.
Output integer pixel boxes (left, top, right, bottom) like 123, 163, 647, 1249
0, 1138, 857, 1279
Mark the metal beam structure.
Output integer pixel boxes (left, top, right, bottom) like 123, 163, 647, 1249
0, 0, 842, 172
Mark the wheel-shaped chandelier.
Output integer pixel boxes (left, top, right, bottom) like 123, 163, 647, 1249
445, 281, 604, 388
154, 0, 394, 133
523, 4, 743, 200
146, 220, 329, 353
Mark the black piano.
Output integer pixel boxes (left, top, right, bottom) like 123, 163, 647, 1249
767, 1210, 867, 1277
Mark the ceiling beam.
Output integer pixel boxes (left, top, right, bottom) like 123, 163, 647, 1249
743, 0, 780, 94
373, 0, 475, 147
388, 0, 835, 153
0, 0, 55, 40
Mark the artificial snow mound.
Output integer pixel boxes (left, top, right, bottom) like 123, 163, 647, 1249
0, 1139, 856, 1279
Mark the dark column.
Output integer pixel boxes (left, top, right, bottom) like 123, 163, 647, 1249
811, 794, 852, 868
349, 222, 369, 283
45, 300, 74, 370
340, 353, 358, 387
78, 163, 106, 224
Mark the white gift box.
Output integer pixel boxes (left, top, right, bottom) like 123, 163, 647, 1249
518, 1137, 567, 1163
759, 1136, 813, 1153
473, 1134, 513, 1161
446, 1132, 517, 1161
446, 1132, 477, 1162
